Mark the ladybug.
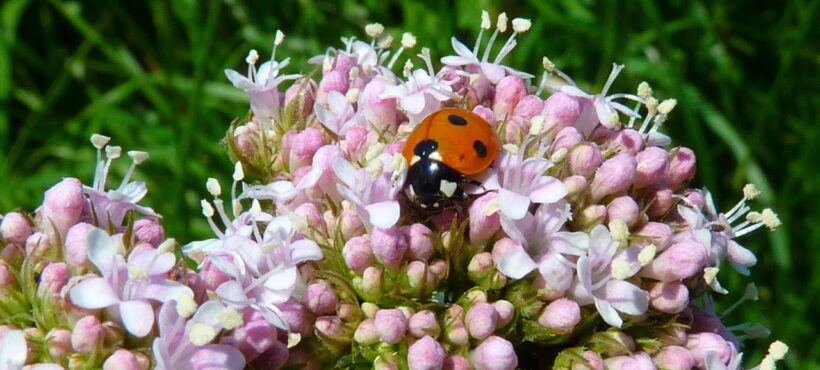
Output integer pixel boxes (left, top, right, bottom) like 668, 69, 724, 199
402, 108, 501, 212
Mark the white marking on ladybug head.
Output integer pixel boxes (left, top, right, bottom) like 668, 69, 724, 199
440, 180, 458, 197
428, 151, 444, 162
433, 202, 440, 208
419, 203, 428, 209
408, 185, 417, 200
411, 155, 421, 165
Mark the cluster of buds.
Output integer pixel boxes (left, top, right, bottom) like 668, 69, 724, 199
1, 10, 787, 370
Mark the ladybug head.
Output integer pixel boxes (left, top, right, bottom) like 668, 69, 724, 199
405, 157, 465, 213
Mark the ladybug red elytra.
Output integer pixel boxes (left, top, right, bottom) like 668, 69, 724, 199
402, 108, 501, 212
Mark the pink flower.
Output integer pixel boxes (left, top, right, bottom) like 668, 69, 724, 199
152, 300, 245, 370
360, 76, 399, 131
468, 192, 501, 246
409, 310, 441, 338
603, 352, 655, 370
69, 227, 191, 337
303, 280, 338, 315
483, 147, 567, 220
371, 227, 408, 270
648, 282, 689, 314
333, 157, 404, 230
380, 50, 455, 125
343, 236, 374, 273
493, 75, 527, 120
542, 93, 583, 134
71, 315, 103, 353
589, 153, 637, 202
640, 240, 707, 282
225, 38, 300, 123
403, 223, 434, 261
41, 178, 85, 238
652, 346, 695, 370
686, 333, 731, 369
497, 202, 587, 295
103, 349, 144, 370
568, 225, 648, 328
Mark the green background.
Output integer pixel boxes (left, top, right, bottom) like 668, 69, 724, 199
1, 0, 817, 367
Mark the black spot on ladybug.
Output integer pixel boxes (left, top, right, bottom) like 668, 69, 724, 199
448, 114, 468, 126
473, 140, 488, 158
414, 139, 439, 157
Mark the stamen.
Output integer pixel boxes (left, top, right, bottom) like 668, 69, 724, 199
472, 11, 490, 56
721, 283, 758, 316
272, 30, 284, 62
365, 23, 384, 39
600, 64, 625, 97
419, 48, 436, 77
206, 178, 222, 197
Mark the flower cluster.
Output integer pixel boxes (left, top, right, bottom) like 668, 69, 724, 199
0, 10, 788, 370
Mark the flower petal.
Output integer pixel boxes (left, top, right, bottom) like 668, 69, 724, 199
496, 244, 538, 279
191, 301, 226, 328
576, 256, 593, 293
401, 92, 427, 115
594, 297, 623, 328
142, 280, 194, 303
290, 239, 323, 264
69, 276, 120, 309
727, 240, 756, 275
0, 330, 27, 368
603, 280, 649, 316
189, 344, 246, 370
529, 177, 568, 204
224, 69, 253, 90
537, 252, 573, 292
216, 280, 251, 306
450, 37, 475, 59
87, 227, 119, 275
365, 201, 401, 229
498, 188, 531, 220
120, 300, 156, 337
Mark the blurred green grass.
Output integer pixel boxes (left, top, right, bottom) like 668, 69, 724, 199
1, 0, 817, 367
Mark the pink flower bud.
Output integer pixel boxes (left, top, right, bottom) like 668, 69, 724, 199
472, 336, 518, 370
652, 346, 695, 370
133, 219, 165, 247
576, 351, 605, 370
25, 232, 50, 257
427, 259, 448, 287
503, 116, 527, 143
232, 122, 260, 158
199, 252, 236, 291
576, 205, 607, 229
538, 298, 581, 334
465, 303, 498, 340
645, 187, 675, 218
607, 129, 644, 156
491, 238, 517, 266
642, 240, 707, 282
444, 355, 471, 370
685, 333, 731, 368
290, 128, 326, 170
226, 309, 278, 362
563, 175, 588, 197
603, 352, 655, 370
409, 310, 441, 338
408, 335, 446, 370
468, 252, 494, 280
41, 178, 85, 238
492, 300, 514, 328
317, 70, 349, 101
472, 105, 495, 126
361, 77, 398, 131
443, 305, 468, 346
406, 261, 428, 293
648, 282, 689, 314
590, 153, 637, 202
469, 192, 501, 246
103, 349, 144, 370
606, 196, 640, 227
666, 147, 696, 190
635, 147, 670, 188
343, 125, 370, 159
362, 266, 383, 297
1, 212, 31, 244
340, 210, 365, 239
371, 227, 407, 270
38, 262, 70, 298
343, 236, 374, 273
354, 319, 379, 344
375, 309, 408, 344
284, 79, 318, 116
280, 130, 298, 162
315, 316, 344, 338
71, 315, 102, 354
634, 222, 672, 251
303, 280, 338, 315
513, 95, 544, 120
64, 223, 95, 270
278, 299, 311, 336
552, 127, 583, 154
294, 202, 325, 236
0, 263, 14, 293
493, 76, 527, 120
568, 143, 603, 178
683, 189, 706, 210
403, 223, 434, 261
542, 93, 582, 132
45, 328, 72, 359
